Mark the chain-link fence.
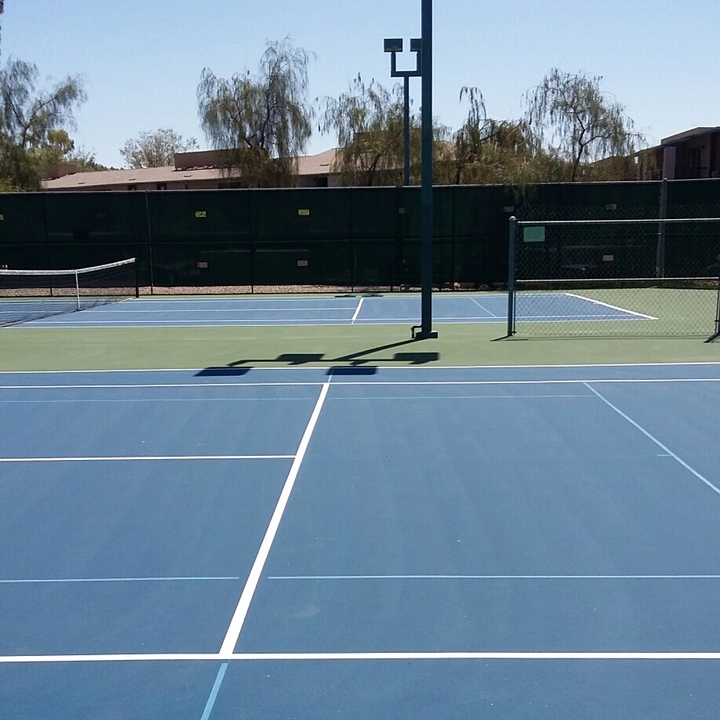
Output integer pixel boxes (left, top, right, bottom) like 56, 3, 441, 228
0, 186, 514, 294
2, 179, 720, 304
507, 210, 720, 340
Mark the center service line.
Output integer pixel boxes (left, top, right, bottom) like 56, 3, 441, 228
583, 383, 720, 498
218, 381, 331, 658
351, 297, 365, 324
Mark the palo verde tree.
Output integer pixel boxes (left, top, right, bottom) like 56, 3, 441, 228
120, 128, 198, 168
0, 57, 86, 190
197, 38, 314, 186
524, 68, 644, 182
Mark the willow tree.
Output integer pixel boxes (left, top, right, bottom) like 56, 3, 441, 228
319, 75, 451, 186
432, 86, 566, 186
0, 57, 86, 189
197, 39, 314, 186
0, 1, 4, 62
319, 75, 409, 186
524, 69, 643, 181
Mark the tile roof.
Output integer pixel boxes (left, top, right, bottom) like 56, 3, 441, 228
42, 148, 341, 190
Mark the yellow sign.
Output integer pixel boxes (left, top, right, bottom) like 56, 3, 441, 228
298, 208, 310, 217
195, 211, 207, 218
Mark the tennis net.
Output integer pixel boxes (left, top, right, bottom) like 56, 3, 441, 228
0, 258, 138, 326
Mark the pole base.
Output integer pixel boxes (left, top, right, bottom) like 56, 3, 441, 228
411, 325, 439, 340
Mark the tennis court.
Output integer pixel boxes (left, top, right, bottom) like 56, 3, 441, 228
3, 291, 652, 328
2, 362, 720, 718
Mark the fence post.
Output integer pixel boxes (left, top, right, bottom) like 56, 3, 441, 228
144, 192, 155, 295
656, 178, 668, 278
507, 216, 517, 337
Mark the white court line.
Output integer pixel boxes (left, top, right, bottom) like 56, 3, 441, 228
0, 455, 293, 463
126, 297, 362, 304
565, 293, 658, 320
3, 378, 720, 392
0, 382, 720, 404
326, 378, 720, 387
82, 307, 355, 314
22, 319, 367, 327
351, 297, 365, 323
0, 576, 239, 584
2, 651, 720, 664
218, 381, 331, 658
23, 317, 496, 326
268, 574, 720, 580
0, 382, 323, 390
584, 383, 720, 497
0, 361, 716, 375
0, 398, 315, 404
327, 394, 594, 400
469, 296, 498, 318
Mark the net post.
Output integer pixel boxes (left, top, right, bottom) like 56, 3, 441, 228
74, 270, 80, 310
707, 272, 720, 343
133, 257, 140, 298
506, 216, 517, 337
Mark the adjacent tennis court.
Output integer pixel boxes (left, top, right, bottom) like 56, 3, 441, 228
2, 362, 720, 718
2, 291, 657, 328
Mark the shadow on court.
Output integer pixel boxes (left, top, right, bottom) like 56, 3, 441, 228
196, 338, 440, 375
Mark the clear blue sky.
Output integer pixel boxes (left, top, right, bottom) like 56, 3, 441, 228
4, 0, 719, 168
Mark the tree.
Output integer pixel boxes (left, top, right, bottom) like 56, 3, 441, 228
319, 75, 409, 186
32, 128, 74, 165
0, 57, 86, 189
319, 74, 451, 186
120, 128, 198, 168
0, 1, 5, 63
435, 86, 568, 186
524, 69, 644, 181
197, 38, 314, 186
29, 129, 109, 172
66, 146, 108, 172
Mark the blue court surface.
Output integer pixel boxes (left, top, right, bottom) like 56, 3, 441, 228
2, 362, 720, 718
3, 292, 646, 328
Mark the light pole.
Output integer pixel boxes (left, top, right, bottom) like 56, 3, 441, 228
383, 37, 421, 186
419, 0, 436, 338
384, 1, 435, 340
